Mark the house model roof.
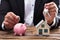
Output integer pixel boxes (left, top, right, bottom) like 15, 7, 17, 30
35, 20, 50, 29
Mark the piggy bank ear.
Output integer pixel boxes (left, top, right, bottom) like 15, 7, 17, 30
20, 24, 23, 27
23, 24, 26, 26
23, 24, 26, 30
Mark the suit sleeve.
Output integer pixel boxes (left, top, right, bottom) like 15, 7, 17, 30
0, 0, 10, 30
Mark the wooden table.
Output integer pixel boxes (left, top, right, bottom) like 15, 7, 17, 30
0, 27, 60, 40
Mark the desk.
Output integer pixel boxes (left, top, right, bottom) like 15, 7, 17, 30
0, 27, 60, 40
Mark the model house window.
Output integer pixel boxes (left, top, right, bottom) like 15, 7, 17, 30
39, 29, 42, 34
44, 29, 48, 33
41, 24, 45, 28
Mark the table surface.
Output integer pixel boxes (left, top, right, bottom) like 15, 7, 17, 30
0, 27, 60, 40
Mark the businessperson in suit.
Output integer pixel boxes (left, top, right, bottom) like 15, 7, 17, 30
0, 0, 59, 31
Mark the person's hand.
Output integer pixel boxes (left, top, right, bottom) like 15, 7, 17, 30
3, 12, 20, 30
43, 2, 58, 25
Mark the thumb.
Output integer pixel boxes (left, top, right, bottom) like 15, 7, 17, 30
43, 8, 51, 17
16, 16, 20, 22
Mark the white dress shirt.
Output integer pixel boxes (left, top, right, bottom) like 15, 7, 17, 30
24, 0, 35, 26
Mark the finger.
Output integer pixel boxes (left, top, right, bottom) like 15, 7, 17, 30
49, 12, 56, 17
9, 12, 20, 22
44, 2, 54, 8
43, 12, 54, 24
49, 8, 56, 12
49, 5, 56, 10
45, 2, 54, 6
3, 21, 14, 29
10, 12, 17, 19
5, 14, 20, 25
45, 4, 56, 9
44, 14, 53, 23
5, 14, 15, 22
6, 12, 17, 20
44, 2, 56, 9
3, 21, 9, 27
16, 16, 20, 21
5, 12, 18, 22
15, 16, 20, 23
43, 12, 54, 21
4, 18, 16, 25
44, 11, 55, 21
44, 13, 50, 17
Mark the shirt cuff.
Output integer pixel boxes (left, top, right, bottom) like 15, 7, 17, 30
1, 22, 5, 30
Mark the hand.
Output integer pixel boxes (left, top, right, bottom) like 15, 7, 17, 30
3, 12, 20, 30
43, 2, 58, 25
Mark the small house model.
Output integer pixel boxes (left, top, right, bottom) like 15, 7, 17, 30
25, 20, 50, 36
36, 20, 50, 36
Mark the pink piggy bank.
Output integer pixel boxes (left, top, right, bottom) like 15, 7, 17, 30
13, 23, 26, 36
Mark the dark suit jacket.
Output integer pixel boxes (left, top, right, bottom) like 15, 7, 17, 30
0, 0, 59, 30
